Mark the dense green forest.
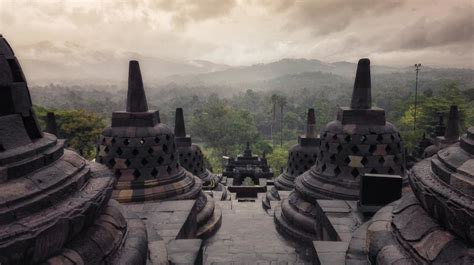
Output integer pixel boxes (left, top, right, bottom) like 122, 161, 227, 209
30, 63, 474, 174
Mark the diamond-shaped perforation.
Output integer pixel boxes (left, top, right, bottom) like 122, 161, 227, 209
321, 164, 327, 172
163, 144, 168, 153
344, 156, 351, 164
104, 146, 110, 153
111, 138, 116, 144
116, 147, 123, 155
166, 166, 172, 174
360, 135, 367, 143
124, 139, 130, 146
388, 167, 395, 174
166, 135, 170, 141
351, 145, 359, 154
157, 156, 164, 165
336, 144, 343, 152
330, 154, 336, 163
377, 134, 383, 142
132, 148, 139, 156
141, 158, 148, 166
151, 168, 158, 177
334, 166, 341, 175
345, 135, 351, 143
133, 169, 141, 179
148, 147, 153, 154
125, 159, 131, 167
154, 137, 160, 144
351, 168, 359, 178
361, 157, 368, 166
108, 158, 116, 167
379, 156, 385, 165
369, 145, 376, 153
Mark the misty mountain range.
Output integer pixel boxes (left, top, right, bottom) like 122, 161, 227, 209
23, 54, 474, 96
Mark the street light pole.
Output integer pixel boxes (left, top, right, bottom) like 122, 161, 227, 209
414, 63, 421, 130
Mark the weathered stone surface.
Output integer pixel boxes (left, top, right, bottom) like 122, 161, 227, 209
174, 108, 225, 196
274, 108, 320, 191
96, 61, 221, 239
0, 35, 147, 264
168, 239, 203, 264
276, 58, 406, 244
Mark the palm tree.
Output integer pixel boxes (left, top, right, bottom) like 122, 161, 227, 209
277, 96, 287, 147
270, 94, 279, 147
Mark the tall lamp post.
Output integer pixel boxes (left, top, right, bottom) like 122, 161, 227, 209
414, 63, 421, 130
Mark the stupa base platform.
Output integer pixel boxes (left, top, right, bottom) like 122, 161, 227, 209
344, 193, 474, 264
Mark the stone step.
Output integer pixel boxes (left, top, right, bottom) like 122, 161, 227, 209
1, 139, 64, 181
0, 133, 57, 165
0, 150, 90, 224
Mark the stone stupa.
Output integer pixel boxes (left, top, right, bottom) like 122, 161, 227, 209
174, 108, 227, 197
275, 58, 406, 242
423, 105, 461, 158
96, 61, 221, 238
347, 126, 474, 264
273, 108, 320, 190
0, 35, 148, 264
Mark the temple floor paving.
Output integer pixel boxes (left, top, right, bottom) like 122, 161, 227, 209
202, 193, 314, 265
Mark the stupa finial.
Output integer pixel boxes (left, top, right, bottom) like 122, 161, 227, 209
126, 60, 148, 112
350, 58, 371, 109
45, 112, 58, 136
445, 105, 460, 142
306, 108, 316, 138
174, 108, 186, 137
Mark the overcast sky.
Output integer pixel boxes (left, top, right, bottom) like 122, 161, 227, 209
1, 0, 473, 68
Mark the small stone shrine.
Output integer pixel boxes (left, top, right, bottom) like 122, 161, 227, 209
174, 107, 227, 195
275, 58, 406, 242
0, 35, 148, 264
223, 142, 273, 185
273, 108, 320, 190
96, 60, 221, 238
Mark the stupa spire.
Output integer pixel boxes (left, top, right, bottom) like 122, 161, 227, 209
174, 108, 186, 137
444, 105, 460, 142
126, 60, 148, 112
45, 112, 58, 136
350, 58, 371, 109
305, 108, 316, 138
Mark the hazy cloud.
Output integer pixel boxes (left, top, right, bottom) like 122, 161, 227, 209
0, 0, 472, 70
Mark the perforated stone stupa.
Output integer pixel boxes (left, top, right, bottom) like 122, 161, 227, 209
174, 108, 225, 194
347, 126, 474, 264
96, 60, 221, 238
0, 35, 148, 265
274, 108, 320, 190
275, 58, 406, 242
